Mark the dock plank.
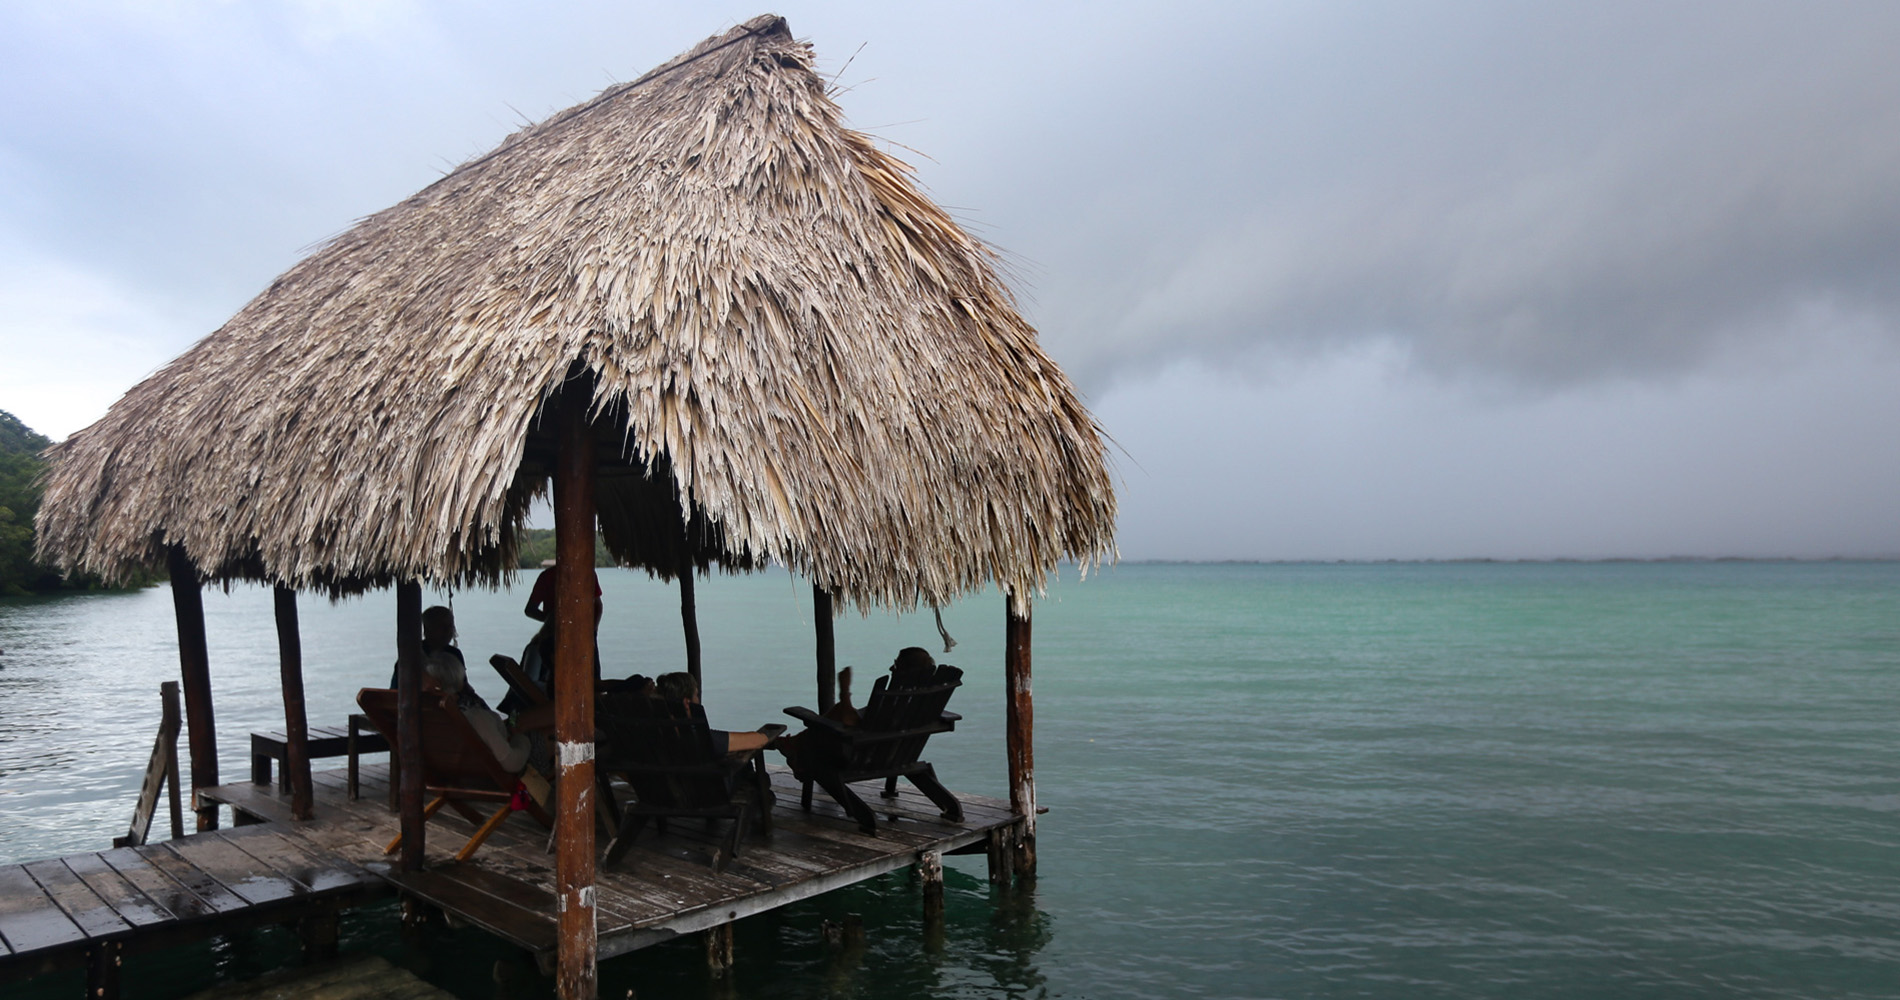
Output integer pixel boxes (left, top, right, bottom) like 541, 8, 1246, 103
100, 848, 220, 921
133, 845, 250, 914
166, 835, 305, 907
22, 859, 133, 940
384, 867, 556, 954
197, 782, 297, 826
0, 865, 86, 955
61, 854, 175, 928
217, 829, 372, 895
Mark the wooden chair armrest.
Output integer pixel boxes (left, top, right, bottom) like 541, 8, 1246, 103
490, 655, 550, 706
939, 711, 961, 725
835, 721, 956, 745
783, 706, 849, 734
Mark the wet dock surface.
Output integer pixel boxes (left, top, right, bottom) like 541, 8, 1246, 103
3, 761, 1018, 980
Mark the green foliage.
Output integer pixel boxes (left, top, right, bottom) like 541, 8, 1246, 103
0, 410, 54, 595
515, 528, 617, 569
0, 410, 149, 595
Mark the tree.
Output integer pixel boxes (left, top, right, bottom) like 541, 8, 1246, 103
0, 410, 55, 595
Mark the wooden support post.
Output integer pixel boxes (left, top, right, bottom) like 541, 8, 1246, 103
986, 825, 1015, 885
704, 922, 734, 973
164, 682, 184, 840
116, 683, 184, 847
297, 906, 340, 962
680, 561, 701, 689
168, 546, 219, 832
1005, 594, 1036, 879
813, 585, 835, 713
85, 940, 121, 1000
919, 849, 945, 927
274, 585, 314, 821
554, 398, 599, 1000
396, 580, 425, 871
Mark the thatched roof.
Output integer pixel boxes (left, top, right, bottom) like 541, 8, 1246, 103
35, 14, 1115, 609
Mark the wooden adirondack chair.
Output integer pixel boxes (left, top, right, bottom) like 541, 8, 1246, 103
782, 663, 964, 835
356, 688, 552, 861
594, 692, 782, 871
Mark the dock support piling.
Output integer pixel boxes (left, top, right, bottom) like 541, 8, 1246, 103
274, 585, 314, 821
813, 585, 835, 713
919, 849, 945, 929
168, 546, 219, 832
297, 906, 340, 962
553, 397, 599, 1000
680, 558, 701, 689
1004, 595, 1036, 879
704, 923, 734, 973
986, 826, 1016, 885
164, 682, 185, 840
396, 581, 425, 871
85, 940, 121, 1000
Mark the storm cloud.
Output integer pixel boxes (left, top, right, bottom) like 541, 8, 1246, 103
4, 1, 1899, 558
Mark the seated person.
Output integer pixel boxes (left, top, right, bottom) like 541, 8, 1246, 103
602, 672, 656, 696
655, 672, 772, 754
501, 620, 556, 717
500, 615, 605, 718
399, 606, 533, 774
776, 647, 935, 776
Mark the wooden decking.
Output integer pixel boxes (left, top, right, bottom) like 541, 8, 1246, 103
0, 824, 385, 983
200, 762, 1019, 968
3, 761, 1019, 984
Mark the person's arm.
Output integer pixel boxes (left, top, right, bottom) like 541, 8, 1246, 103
725, 730, 771, 752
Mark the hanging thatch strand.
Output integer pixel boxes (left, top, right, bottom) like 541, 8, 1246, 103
35, 14, 1116, 610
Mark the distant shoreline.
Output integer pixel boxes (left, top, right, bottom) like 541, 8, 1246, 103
1113, 556, 1900, 566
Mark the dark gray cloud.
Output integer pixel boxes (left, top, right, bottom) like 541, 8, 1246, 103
924, 2, 1900, 390
5, 1, 1898, 558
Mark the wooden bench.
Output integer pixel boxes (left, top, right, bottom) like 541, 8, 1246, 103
250, 716, 390, 800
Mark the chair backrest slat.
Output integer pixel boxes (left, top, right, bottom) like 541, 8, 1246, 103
847, 665, 962, 771
596, 694, 730, 808
356, 687, 514, 791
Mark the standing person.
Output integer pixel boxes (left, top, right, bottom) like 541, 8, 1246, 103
523, 559, 603, 622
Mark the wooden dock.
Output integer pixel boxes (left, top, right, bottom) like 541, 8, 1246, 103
0, 824, 385, 987
205, 762, 1019, 967
1, 761, 1021, 987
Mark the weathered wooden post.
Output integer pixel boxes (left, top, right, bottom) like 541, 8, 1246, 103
1004, 593, 1036, 879
167, 546, 219, 832
919, 849, 945, 929
85, 940, 121, 1000
680, 557, 702, 689
554, 398, 600, 1000
704, 924, 735, 974
273, 585, 314, 821
163, 682, 185, 840
813, 584, 835, 713
396, 580, 425, 871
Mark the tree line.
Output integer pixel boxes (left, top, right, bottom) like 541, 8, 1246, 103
0, 410, 131, 595
3, 409, 615, 595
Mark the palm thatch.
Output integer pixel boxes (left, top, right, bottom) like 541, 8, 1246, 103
35, 14, 1115, 610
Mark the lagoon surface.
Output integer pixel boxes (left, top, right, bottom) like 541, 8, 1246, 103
2, 561, 1897, 999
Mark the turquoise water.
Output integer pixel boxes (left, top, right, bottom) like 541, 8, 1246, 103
2, 561, 1896, 998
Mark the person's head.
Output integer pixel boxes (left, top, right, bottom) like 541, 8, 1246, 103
656, 671, 698, 704
621, 673, 656, 697
893, 647, 935, 672
422, 606, 456, 646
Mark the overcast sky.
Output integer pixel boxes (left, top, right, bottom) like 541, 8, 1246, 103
5, 1, 1899, 560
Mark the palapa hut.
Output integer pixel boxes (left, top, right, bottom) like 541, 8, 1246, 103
35, 15, 1113, 996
